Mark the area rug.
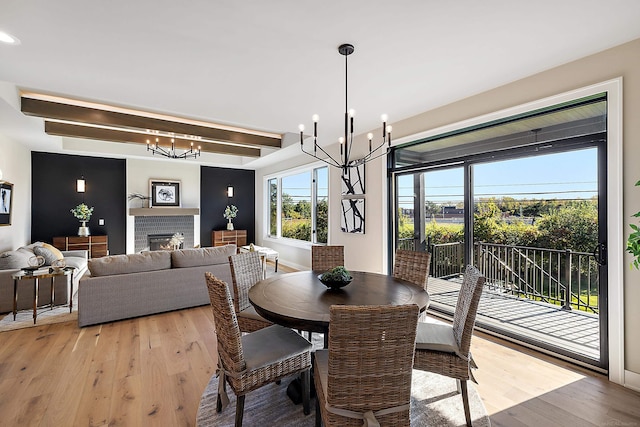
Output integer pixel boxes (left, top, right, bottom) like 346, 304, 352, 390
196, 369, 491, 426
0, 292, 78, 332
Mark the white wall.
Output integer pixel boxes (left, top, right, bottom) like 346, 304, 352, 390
125, 158, 201, 253
0, 134, 31, 252
254, 138, 388, 273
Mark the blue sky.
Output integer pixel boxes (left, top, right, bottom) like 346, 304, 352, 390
281, 167, 329, 202
398, 148, 598, 209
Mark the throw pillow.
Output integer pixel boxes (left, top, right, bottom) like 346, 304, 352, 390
0, 250, 32, 269
42, 243, 64, 260
34, 244, 64, 266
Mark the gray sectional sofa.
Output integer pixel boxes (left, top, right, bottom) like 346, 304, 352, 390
0, 242, 88, 313
78, 244, 236, 327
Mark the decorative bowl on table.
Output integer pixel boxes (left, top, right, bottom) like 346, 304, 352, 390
22, 255, 46, 273
50, 258, 67, 272
318, 266, 353, 290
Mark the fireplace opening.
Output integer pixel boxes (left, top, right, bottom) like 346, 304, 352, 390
148, 233, 184, 251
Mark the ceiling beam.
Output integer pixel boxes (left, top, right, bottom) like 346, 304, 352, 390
22, 97, 282, 148
44, 121, 262, 157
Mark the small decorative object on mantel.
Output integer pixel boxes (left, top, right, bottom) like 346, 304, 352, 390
224, 205, 238, 230
71, 203, 94, 237
128, 192, 151, 208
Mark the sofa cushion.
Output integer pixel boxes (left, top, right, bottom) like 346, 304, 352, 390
33, 243, 65, 266
171, 245, 236, 268
88, 250, 171, 277
64, 256, 87, 271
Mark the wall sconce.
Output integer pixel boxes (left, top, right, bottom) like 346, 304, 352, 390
77, 177, 86, 193
227, 185, 234, 198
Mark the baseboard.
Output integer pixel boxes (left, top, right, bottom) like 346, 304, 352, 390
624, 370, 640, 392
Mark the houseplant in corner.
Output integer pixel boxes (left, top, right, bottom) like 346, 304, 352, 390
224, 205, 238, 230
71, 203, 94, 237
628, 180, 640, 269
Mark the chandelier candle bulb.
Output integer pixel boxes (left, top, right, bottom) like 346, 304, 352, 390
368, 133, 373, 152
339, 137, 344, 155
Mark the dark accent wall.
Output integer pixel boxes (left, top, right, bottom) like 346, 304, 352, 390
201, 166, 255, 247
31, 152, 126, 254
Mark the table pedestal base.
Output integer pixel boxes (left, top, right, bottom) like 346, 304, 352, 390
286, 375, 316, 405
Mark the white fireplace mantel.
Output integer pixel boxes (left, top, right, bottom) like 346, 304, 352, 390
129, 207, 200, 216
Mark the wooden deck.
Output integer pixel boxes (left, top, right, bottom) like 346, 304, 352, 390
428, 276, 601, 363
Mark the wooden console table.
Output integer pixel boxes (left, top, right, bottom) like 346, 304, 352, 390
212, 230, 247, 248
53, 235, 108, 258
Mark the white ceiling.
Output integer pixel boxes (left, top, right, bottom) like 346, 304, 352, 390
1, 0, 640, 168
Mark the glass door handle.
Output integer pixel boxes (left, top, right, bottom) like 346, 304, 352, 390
593, 242, 607, 266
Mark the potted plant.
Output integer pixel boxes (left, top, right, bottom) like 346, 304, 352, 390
628, 180, 640, 269
71, 203, 94, 236
224, 205, 238, 230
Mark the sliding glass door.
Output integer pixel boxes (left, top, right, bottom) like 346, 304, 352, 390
390, 95, 608, 370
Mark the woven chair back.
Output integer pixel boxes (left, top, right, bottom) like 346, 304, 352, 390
452, 265, 486, 355
311, 245, 345, 271
229, 251, 263, 312
204, 272, 246, 374
393, 249, 431, 290
327, 304, 419, 425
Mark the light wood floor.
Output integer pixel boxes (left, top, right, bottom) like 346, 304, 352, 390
1, 270, 639, 426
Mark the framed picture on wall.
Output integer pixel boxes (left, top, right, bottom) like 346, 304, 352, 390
340, 198, 365, 234
0, 181, 13, 226
341, 163, 365, 196
150, 180, 181, 207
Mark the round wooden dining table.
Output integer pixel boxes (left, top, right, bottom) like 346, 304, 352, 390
248, 270, 430, 346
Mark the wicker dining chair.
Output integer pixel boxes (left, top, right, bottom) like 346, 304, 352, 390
393, 248, 431, 290
204, 272, 312, 427
314, 304, 419, 427
311, 245, 344, 271
413, 265, 486, 427
228, 252, 273, 333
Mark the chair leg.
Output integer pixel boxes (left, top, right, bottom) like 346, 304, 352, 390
235, 394, 245, 427
302, 368, 310, 415
217, 378, 227, 412
216, 393, 222, 413
315, 390, 322, 427
460, 380, 472, 427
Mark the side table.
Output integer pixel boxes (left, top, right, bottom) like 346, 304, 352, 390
12, 268, 74, 324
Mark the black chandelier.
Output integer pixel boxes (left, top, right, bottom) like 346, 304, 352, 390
146, 134, 201, 160
299, 43, 391, 175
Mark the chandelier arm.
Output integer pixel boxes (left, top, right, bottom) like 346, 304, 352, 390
309, 141, 342, 166
361, 139, 391, 160
150, 145, 170, 156
301, 145, 342, 168
359, 145, 391, 164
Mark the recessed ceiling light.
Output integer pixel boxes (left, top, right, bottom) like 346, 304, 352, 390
0, 31, 21, 45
